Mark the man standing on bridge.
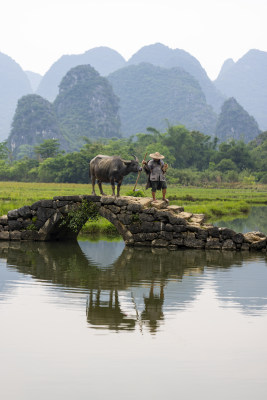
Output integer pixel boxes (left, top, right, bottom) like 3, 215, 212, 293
142, 152, 168, 203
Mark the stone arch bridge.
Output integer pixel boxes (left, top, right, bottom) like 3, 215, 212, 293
0, 195, 266, 252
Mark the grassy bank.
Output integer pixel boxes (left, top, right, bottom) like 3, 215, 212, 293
0, 181, 267, 234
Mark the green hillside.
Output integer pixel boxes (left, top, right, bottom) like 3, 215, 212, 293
8, 94, 67, 157
54, 65, 121, 149
108, 63, 217, 136
215, 97, 261, 143
128, 43, 225, 112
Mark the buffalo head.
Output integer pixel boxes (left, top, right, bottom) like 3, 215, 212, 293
122, 155, 142, 172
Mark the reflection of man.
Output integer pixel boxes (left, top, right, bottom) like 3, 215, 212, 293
142, 152, 168, 202
141, 283, 164, 333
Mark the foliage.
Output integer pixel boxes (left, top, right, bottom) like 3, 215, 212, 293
1, 126, 266, 186
54, 65, 121, 149
108, 63, 217, 136
215, 97, 260, 143
60, 200, 99, 233
125, 189, 145, 197
8, 94, 65, 157
34, 139, 61, 160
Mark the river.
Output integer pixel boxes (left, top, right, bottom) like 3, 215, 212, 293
0, 207, 267, 399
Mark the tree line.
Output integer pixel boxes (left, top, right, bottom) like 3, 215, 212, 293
0, 125, 267, 185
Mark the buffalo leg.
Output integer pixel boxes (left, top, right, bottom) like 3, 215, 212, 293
111, 178, 116, 196
117, 179, 122, 197
98, 181, 106, 196
91, 175, 96, 195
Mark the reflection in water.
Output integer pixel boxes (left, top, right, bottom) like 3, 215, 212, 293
215, 206, 267, 233
0, 240, 266, 333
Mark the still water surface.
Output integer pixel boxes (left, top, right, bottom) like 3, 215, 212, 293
0, 208, 267, 399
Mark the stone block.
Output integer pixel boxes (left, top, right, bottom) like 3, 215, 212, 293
167, 205, 184, 213
244, 232, 266, 243
233, 233, 244, 244
143, 207, 156, 214
117, 213, 132, 225
17, 206, 32, 218
8, 220, 22, 231
208, 227, 220, 238
168, 214, 187, 225
219, 227, 236, 240
7, 209, 19, 220
30, 201, 42, 210
196, 230, 208, 240
165, 223, 174, 232
37, 207, 56, 222
222, 239, 236, 251
141, 221, 155, 233
81, 195, 101, 202
205, 238, 222, 250
129, 223, 142, 234
127, 203, 142, 212
184, 237, 205, 249
171, 237, 184, 246
101, 196, 115, 205
21, 231, 40, 241
173, 225, 187, 233
10, 231, 21, 241
0, 215, 8, 225
179, 212, 193, 220
139, 213, 155, 222
150, 200, 168, 210
158, 231, 173, 241
107, 205, 121, 214
40, 200, 54, 208
151, 239, 168, 247
250, 238, 267, 251
114, 197, 129, 206
53, 196, 83, 202
0, 231, 10, 240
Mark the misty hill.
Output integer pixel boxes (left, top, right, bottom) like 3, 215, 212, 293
0, 52, 32, 142
25, 71, 42, 91
215, 49, 267, 130
36, 47, 126, 102
128, 43, 225, 112
8, 94, 67, 157
53, 65, 121, 149
215, 97, 261, 143
108, 63, 217, 136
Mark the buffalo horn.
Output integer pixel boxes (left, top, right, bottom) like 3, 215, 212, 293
131, 154, 139, 162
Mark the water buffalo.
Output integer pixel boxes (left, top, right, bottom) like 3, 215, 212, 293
90, 154, 142, 196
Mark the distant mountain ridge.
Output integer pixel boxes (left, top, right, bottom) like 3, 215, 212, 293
108, 63, 217, 136
36, 47, 126, 101
127, 43, 225, 112
215, 49, 267, 130
0, 52, 32, 141
8, 65, 121, 155
215, 97, 261, 143
1, 44, 267, 146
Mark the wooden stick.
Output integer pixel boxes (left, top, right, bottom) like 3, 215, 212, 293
133, 152, 147, 191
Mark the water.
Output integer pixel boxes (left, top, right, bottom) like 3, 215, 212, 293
0, 208, 267, 400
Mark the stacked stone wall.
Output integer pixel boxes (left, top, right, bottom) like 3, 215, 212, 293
0, 195, 266, 252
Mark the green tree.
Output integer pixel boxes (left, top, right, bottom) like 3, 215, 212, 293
34, 139, 61, 160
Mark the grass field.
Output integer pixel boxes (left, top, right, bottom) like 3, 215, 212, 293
1, 181, 267, 234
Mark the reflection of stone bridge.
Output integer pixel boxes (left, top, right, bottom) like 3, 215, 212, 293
0, 195, 266, 251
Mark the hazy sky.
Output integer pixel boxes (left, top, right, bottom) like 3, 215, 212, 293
1, 0, 266, 80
